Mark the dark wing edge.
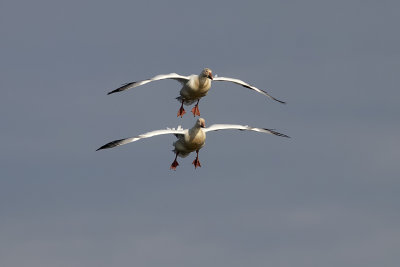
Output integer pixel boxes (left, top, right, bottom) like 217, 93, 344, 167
96, 137, 133, 151
96, 128, 186, 151
205, 124, 290, 138
257, 89, 286, 104
213, 76, 286, 104
239, 83, 286, 104
107, 82, 136, 95
261, 128, 290, 138
107, 73, 189, 95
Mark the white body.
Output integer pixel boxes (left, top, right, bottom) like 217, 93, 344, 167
179, 74, 212, 104
173, 123, 206, 157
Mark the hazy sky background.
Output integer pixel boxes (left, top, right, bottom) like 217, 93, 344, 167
1, 0, 399, 266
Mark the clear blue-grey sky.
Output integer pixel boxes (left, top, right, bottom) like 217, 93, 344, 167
1, 0, 399, 266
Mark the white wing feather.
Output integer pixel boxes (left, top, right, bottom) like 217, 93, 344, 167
213, 76, 285, 104
108, 73, 190, 95
204, 124, 290, 138
97, 128, 186, 150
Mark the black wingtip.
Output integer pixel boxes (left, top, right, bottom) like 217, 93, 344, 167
96, 138, 125, 151
96, 142, 115, 151
96, 145, 107, 151
273, 97, 286, 104
260, 89, 286, 104
107, 82, 135, 95
96, 143, 116, 151
264, 128, 290, 138
107, 89, 119, 95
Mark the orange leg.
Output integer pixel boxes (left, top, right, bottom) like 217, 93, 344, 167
170, 152, 179, 170
192, 149, 202, 169
177, 100, 186, 118
191, 99, 201, 117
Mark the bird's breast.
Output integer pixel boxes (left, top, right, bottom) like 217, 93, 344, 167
185, 130, 206, 150
182, 78, 211, 98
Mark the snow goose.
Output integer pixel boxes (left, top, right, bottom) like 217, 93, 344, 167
97, 118, 289, 170
107, 68, 285, 117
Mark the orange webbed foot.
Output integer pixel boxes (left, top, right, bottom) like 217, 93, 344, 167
192, 157, 201, 169
170, 159, 179, 170
177, 107, 186, 118
191, 105, 200, 117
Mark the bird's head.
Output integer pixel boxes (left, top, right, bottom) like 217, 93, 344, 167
201, 68, 213, 80
196, 118, 206, 128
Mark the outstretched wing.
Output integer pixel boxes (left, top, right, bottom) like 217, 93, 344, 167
213, 76, 286, 104
96, 128, 186, 151
204, 124, 290, 138
107, 73, 190, 95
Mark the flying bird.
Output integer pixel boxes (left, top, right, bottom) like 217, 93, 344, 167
97, 118, 290, 170
107, 68, 285, 117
